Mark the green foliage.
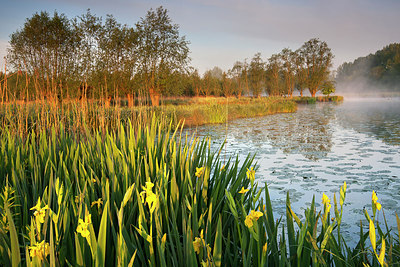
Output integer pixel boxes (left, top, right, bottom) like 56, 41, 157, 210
5, 9, 336, 102
8, 10, 78, 98
0, 113, 397, 266
135, 6, 190, 98
336, 43, 400, 91
248, 53, 265, 97
300, 38, 334, 97
321, 80, 336, 97
6, 7, 189, 101
265, 53, 282, 96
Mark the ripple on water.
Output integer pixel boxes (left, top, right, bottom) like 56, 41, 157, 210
277, 175, 293, 180
381, 199, 399, 210
358, 165, 373, 170
338, 162, 356, 166
189, 99, 400, 246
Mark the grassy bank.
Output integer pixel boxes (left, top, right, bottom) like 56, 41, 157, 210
293, 96, 344, 104
158, 97, 296, 127
0, 97, 296, 137
0, 119, 398, 266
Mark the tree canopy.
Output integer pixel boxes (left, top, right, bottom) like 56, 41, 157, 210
336, 43, 400, 92
4, 9, 335, 102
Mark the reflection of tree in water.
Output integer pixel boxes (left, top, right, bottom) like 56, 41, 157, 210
336, 100, 400, 146
189, 103, 337, 161
262, 104, 335, 160
222, 104, 335, 161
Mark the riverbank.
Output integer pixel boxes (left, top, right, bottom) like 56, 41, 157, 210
158, 96, 297, 127
0, 97, 297, 135
0, 95, 349, 136
293, 95, 344, 104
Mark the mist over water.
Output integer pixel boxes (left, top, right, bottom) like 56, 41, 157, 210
186, 97, 400, 246
336, 80, 400, 98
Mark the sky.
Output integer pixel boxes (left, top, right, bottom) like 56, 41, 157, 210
0, 0, 399, 75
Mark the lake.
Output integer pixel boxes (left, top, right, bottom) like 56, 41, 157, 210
187, 97, 400, 244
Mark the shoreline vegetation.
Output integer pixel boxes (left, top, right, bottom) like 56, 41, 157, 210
0, 95, 344, 136
0, 117, 397, 266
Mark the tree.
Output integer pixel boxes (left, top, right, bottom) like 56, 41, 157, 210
135, 6, 190, 106
230, 61, 243, 98
190, 69, 201, 96
97, 15, 137, 98
336, 43, 400, 92
222, 71, 233, 97
294, 49, 308, 97
321, 80, 336, 97
8, 11, 78, 99
300, 38, 333, 97
280, 48, 296, 97
201, 67, 222, 96
265, 54, 281, 96
242, 59, 250, 96
74, 9, 103, 98
248, 53, 265, 97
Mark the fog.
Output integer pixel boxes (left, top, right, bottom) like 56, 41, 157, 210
335, 77, 400, 98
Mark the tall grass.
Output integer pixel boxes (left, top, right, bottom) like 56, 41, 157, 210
0, 97, 296, 138
159, 97, 297, 127
0, 116, 399, 266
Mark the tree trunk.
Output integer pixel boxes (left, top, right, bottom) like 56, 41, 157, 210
149, 88, 160, 106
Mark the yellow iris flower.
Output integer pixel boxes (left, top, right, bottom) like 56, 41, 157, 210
250, 210, 263, 219
263, 242, 268, 254
245, 216, 254, 228
193, 230, 205, 254
372, 191, 378, 203
30, 197, 49, 224
245, 210, 264, 228
77, 214, 92, 238
246, 168, 255, 183
322, 193, 330, 205
195, 167, 205, 178
239, 187, 249, 194
140, 181, 158, 214
29, 240, 49, 261
91, 198, 103, 208
322, 193, 332, 213
372, 191, 382, 211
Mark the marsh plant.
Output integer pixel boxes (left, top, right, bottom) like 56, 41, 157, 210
0, 118, 399, 266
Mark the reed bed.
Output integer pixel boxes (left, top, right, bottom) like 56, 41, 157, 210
0, 97, 296, 137
0, 113, 399, 266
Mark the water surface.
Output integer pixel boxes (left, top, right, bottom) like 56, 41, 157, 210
187, 97, 400, 243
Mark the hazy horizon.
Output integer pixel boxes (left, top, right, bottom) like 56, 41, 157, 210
0, 0, 399, 75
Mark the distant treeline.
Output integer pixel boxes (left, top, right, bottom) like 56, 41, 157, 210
336, 43, 400, 92
1, 7, 334, 104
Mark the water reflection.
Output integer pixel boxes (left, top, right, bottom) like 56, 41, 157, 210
186, 98, 400, 246
190, 103, 336, 161
262, 104, 335, 161
337, 98, 400, 145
